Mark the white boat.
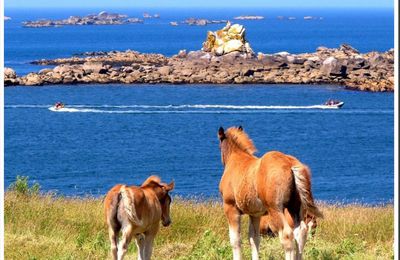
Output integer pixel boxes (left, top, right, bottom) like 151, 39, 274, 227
323, 100, 344, 108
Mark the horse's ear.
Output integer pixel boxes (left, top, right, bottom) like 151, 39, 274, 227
166, 181, 174, 191
238, 125, 243, 131
218, 127, 225, 141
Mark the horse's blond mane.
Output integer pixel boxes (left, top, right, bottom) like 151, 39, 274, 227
225, 127, 257, 155
141, 175, 161, 187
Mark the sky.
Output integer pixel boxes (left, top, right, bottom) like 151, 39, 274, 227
4, 0, 394, 9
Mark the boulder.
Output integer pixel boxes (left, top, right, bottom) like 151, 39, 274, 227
4, 67, 19, 86
4, 67, 17, 79
39, 68, 53, 74
177, 49, 187, 58
82, 62, 107, 74
53, 65, 72, 74
321, 57, 347, 77
23, 73, 43, 86
339, 44, 359, 55
347, 57, 368, 70
201, 22, 254, 56
158, 66, 171, 76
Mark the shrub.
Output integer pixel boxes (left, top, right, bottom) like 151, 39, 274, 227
9, 175, 40, 195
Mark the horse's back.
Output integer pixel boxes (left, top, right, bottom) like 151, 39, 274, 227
258, 151, 303, 207
262, 151, 301, 165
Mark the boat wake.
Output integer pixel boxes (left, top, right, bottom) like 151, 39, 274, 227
5, 104, 393, 115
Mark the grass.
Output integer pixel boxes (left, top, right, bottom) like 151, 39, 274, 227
4, 178, 394, 259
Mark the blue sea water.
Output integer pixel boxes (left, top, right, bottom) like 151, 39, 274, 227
5, 8, 394, 74
4, 8, 394, 204
4, 85, 394, 204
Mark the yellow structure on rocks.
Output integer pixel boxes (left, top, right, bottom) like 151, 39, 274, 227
202, 22, 254, 56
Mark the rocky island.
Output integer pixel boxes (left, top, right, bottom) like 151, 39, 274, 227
22, 11, 143, 28
4, 22, 394, 92
182, 18, 228, 26
234, 15, 265, 20
143, 12, 160, 19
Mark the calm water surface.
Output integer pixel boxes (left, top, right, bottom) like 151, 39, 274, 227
4, 8, 394, 203
4, 85, 394, 204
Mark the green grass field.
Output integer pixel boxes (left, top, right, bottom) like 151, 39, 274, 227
4, 189, 394, 260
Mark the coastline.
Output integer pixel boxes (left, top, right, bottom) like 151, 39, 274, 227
4, 44, 394, 92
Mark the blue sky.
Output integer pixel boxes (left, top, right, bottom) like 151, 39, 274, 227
4, 0, 394, 9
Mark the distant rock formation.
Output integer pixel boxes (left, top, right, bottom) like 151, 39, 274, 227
143, 12, 160, 19
4, 68, 18, 86
277, 16, 296, 20
202, 22, 254, 56
182, 18, 227, 26
4, 22, 394, 92
304, 16, 323, 20
22, 11, 143, 28
234, 15, 264, 20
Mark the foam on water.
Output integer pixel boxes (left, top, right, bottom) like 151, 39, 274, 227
9, 103, 343, 110
4, 103, 393, 115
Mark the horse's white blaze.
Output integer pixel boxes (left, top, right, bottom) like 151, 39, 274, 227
229, 225, 242, 260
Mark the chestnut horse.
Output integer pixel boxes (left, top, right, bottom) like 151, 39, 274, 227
218, 126, 322, 260
260, 213, 317, 237
104, 176, 174, 260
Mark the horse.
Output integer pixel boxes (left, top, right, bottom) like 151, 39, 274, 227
218, 126, 323, 260
259, 212, 317, 237
104, 176, 174, 260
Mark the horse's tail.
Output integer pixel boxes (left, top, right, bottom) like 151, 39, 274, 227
120, 185, 143, 226
292, 165, 323, 219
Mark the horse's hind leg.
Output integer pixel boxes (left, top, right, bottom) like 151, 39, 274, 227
108, 226, 119, 260
270, 210, 296, 260
248, 216, 261, 260
118, 223, 133, 260
135, 233, 145, 260
293, 221, 308, 260
224, 204, 242, 260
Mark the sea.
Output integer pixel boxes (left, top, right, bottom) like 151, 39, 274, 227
4, 8, 394, 204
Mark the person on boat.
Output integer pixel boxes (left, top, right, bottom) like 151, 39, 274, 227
325, 99, 339, 106
54, 102, 64, 109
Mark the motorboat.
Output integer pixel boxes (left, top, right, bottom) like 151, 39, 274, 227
323, 99, 344, 108
54, 102, 65, 110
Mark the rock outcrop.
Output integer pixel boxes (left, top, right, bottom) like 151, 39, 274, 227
202, 22, 254, 57
234, 16, 264, 20
182, 18, 227, 26
22, 11, 143, 28
4, 23, 394, 92
4, 68, 19, 86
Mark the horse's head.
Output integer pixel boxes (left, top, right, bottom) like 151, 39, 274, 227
141, 176, 175, 227
218, 126, 255, 165
159, 183, 174, 227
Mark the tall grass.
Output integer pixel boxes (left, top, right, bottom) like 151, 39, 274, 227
4, 178, 394, 259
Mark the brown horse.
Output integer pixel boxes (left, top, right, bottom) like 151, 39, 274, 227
104, 176, 174, 260
218, 126, 322, 260
260, 212, 317, 237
